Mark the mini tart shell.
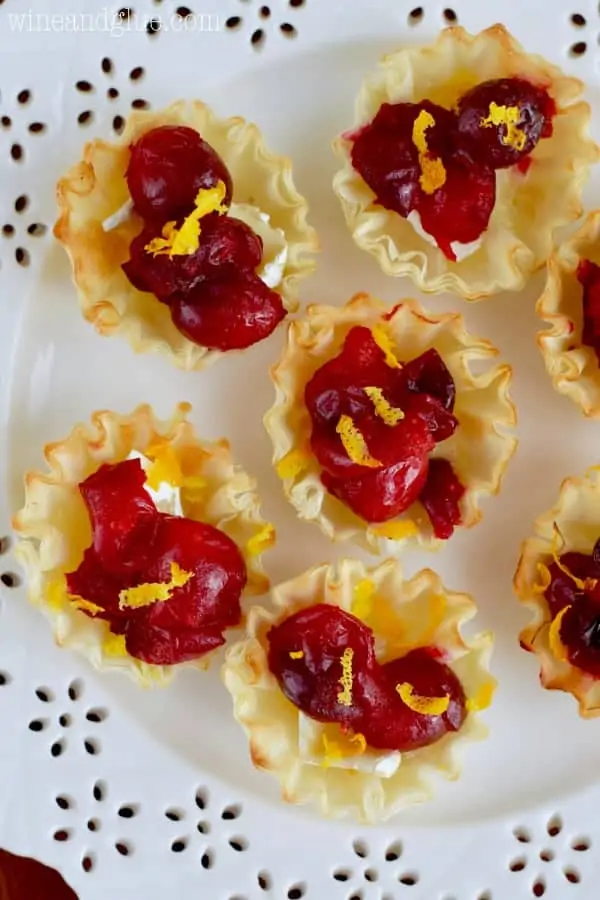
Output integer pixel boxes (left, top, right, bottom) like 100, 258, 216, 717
222, 558, 495, 823
264, 293, 517, 552
332, 24, 599, 300
12, 402, 274, 687
54, 100, 318, 371
514, 466, 600, 717
536, 211, 600, 417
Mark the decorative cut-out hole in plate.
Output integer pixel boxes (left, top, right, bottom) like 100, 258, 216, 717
226, 16, 242, 29
118, 805, 138, 819
572, 837, 591, 851
1, 571, 21, 586
0, 672, 10, 686
532, 879, 546, 897
36, 687, 54, 703
171, 839, 188, 853
443, 7, 458, 22
86, 707, 108, 724
28, 719, 47, 732
55, 796, 72, 811
510, 857, 528, 873
385, 842, 403, 861
398, 872, 420, 886
408, 6, 424, 24
146, 17, 161, 35
196, 821, 210, 834
547, 815, 563, 837
81, 854, 95, 873
195, 789, 208, 810
50, 740, 65, 758
53, 830, 72, 843
569, 40, 587, 54
201, 850, 213, 869
287, 885, 306, 899
221, 804, 242, 820
364, 868, 378, 882
165, 808, 184, 822
514, 827, 533, 843
93, 781, 106, 802
229, 837, 248, 852
68, 680, 83, 702
539, 849, 554, 862
257, 872, 272, 890
115, 842, 133, 857
571, 12, 586, 25
58, 714, 72, 728
84, 739, 100, 756
564, 867, 581, 884
87, 819, 100, 833
352, 840, 368, 859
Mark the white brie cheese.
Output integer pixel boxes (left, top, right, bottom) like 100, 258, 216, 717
407, 209, 482, 263
229, 202, 289, 288
297, 713, 402, 778
102, 195, 288, 289
127, 451, 183, 518
102, 198, 134, 232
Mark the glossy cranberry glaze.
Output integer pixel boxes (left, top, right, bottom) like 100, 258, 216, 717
122, 125, 287, 351
457, 78, 555, 169
543, 541, 600, 678
577, 259, 600, 365
267, 603, 466, 752
126, 125, 233, 224
305, 325, 465, 538
349, 78, 554, 259
66, 458, 246, 665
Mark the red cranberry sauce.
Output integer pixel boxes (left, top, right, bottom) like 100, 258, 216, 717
543, 541, 600, 678
121, 125, 286, 351
304, 325, 465, 538
126, 125, 233, 224
65, 458, 246, 665
577, 259, 600, 365
349, 78, 554, 260
267, 604, 466, 753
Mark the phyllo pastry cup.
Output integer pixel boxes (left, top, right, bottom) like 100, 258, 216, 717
54, 100, 318, 371
12, 402, 274, 687
536, 211, 600, 417
222, 559, 495, 823
265, 293, 516, 552
515, 466, 600, 716
332, 24, 598, 300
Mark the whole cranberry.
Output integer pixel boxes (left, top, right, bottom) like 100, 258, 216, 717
126, 125, 233, 224
457, 78, 555, 170
122, 213, 263, 302
170, 273, 286, 351
350, 101, 457, 218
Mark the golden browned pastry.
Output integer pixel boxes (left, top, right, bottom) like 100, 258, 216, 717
55, 101, 318, 370
515, 466, 600, 717
537, 211, 600, 417
265, 292, 516, 551
333, 25, 598, 299
223, 559, 495, 822
13, 403, 274, 686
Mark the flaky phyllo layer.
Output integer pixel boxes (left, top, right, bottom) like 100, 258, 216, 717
12, 403, 273, 687
332, 24, 598, 299
264, 293, 517, 552
54, 100, 318, 370
515, 466, 600, 716
222, 559, 495, 823
536, 211, 600, 417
